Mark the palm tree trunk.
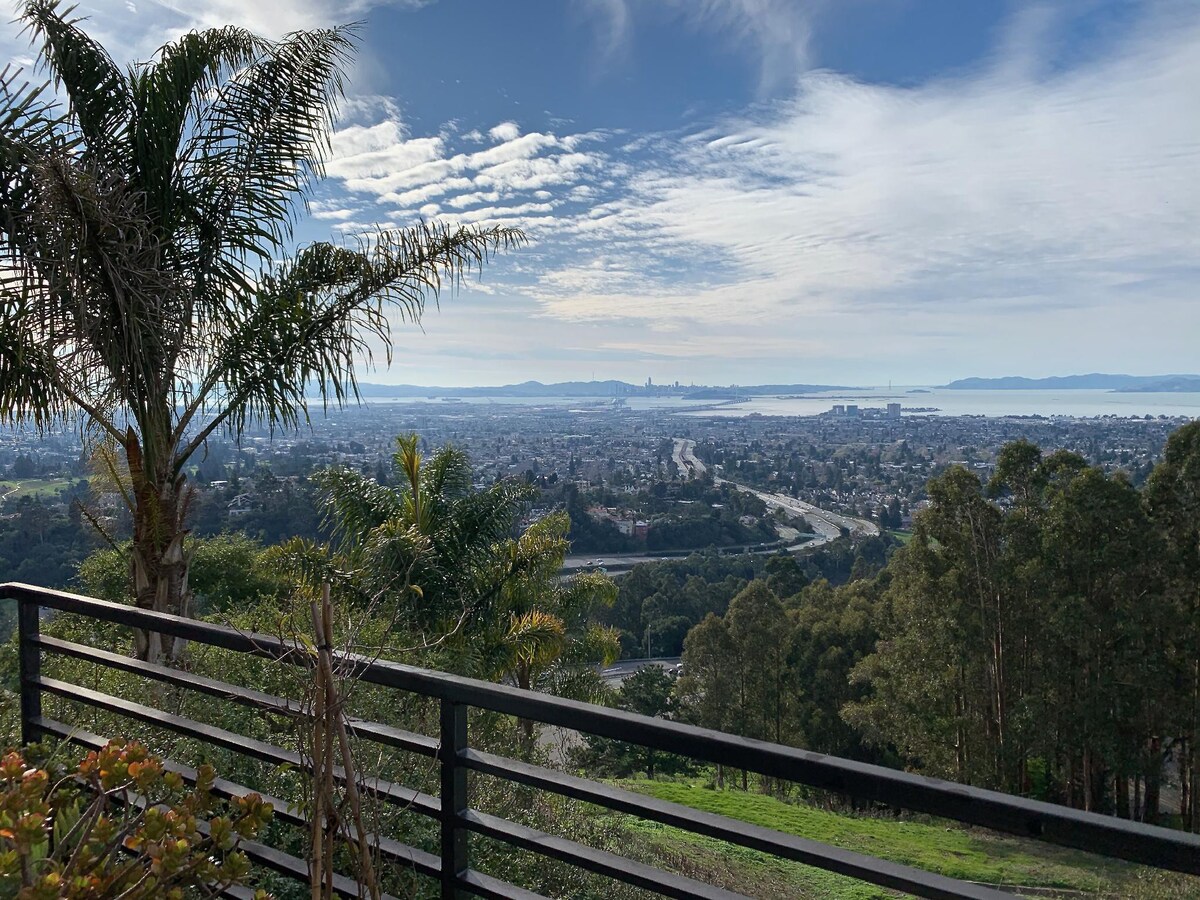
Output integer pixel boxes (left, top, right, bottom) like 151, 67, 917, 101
127, 437, 192, 663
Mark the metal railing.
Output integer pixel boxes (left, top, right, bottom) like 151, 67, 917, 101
3, 582, 1198, 900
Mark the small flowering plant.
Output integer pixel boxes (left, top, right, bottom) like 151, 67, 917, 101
0, 739, 274, 899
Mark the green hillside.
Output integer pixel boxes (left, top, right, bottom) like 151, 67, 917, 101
616, 780, 1197, 899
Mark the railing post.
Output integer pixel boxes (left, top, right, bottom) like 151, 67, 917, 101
440, 699, 468, 898
17, 596, 41, 746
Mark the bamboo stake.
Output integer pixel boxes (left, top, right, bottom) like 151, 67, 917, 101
310, 593, 327, 900
319, 590, 336, 898
316, 586, 381, 899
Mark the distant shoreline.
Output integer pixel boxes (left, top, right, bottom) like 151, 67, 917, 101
943, 373, 1200, 391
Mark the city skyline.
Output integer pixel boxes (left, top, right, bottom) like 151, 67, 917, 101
4, 0, 1197, 386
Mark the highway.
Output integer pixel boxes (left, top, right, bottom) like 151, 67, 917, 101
672, 438, 707, 479
670, 436, 877, 543
563, 439, 877, 572
563, 489, 876, 572
721, 481, 879, 547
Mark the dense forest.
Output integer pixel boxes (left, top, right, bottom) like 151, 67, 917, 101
644, 423, 1200, 829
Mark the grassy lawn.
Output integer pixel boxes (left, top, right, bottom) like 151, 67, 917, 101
0, 478, 76, 501
887, 528, 913, 545
615, 779, 1196, 898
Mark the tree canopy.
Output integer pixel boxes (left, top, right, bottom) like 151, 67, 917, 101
0, 1, 521, 660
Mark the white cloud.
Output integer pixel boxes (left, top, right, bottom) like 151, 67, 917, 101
311, 208, 358, 221
445, 191, 502, 209
488, 121, 521, 143
328, 127, 446, 181
0, 0, 433, 65
21, 0, 1195, 381
522, 0, 1200, 381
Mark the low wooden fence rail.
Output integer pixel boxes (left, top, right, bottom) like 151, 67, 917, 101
3, 582, 1197, 899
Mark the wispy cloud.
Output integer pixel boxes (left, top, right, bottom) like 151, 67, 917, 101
7, 0, 1199, 382
487, 121, 521, 143
578, 0, 814, 93
504, 1, 1200, 378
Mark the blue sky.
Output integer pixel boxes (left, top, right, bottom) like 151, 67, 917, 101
5, 0, 1199, 386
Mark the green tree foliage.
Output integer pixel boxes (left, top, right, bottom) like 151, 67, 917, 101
673, 577, 886, 771
725, 581, 792, 745
0, 494, 100, 603
0, 2, 521, 662
787, 579, 883, 762
309, 436, 620, 704
571, 667, 691, 778
476, 512, 620, 704
604, 553, 759, 657
847, 442, 1192, 820
677, 581, 791, 744
675, 613, 739, 737
765, 551, 809, 599
79, 533, 282, 614
1143, 421, 1200, 831
310, 434, 536, 636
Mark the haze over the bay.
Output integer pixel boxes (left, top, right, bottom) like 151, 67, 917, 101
9, 1, 1196, 385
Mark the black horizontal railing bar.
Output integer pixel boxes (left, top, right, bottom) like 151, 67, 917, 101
462, 749, 1009, 900
457, 871, 552, 900
38, 719, 541, 899
29, 718, 379, 899
219, 829, 379, 898
199, 807, 391, 898
35, 676, 442, 820
37, 716, 447, 883
462, 808, 749, 900
7, 583, 1200, 878
37, 634, 440, 758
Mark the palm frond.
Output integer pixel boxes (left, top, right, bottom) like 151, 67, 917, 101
177, 223, 524, 464
19, 0, 131, 162
505, 610, 567, 668
130, 26, 266, 227
0, 315, 68, 427
559, 570, 620, 618
261, 536, 363, 603
182, 25, 357, 276
311, 466, 405, 549
420, 441, 473, 504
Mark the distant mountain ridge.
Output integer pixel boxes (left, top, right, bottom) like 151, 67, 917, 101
943, 374, 1200, 392
333, 380, 855, 398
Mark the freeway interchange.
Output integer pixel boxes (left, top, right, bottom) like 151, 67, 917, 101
563, 439, 877, 573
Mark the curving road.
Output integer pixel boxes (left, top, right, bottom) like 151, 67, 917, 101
668, 437, 876, 543
720, 480, 879, 548
562, 440, 878, 572
564, 498, 876, 575
672, 438, 707, 479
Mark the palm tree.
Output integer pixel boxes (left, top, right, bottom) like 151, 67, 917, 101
483, 513, 619, 701
481, 513, 620, 743
0, 2, 522, 661
314, 438, 619, 702
313, 434, 537, 635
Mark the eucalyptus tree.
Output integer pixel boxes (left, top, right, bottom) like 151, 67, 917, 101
1144, 421, 1200, 829
0, 2, 521, 660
